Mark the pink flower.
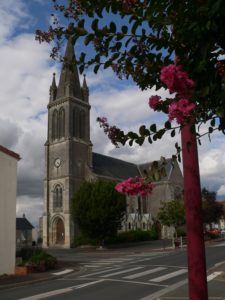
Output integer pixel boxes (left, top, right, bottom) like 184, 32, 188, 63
148, 95, 163, 110
115, 176, 154, 197
168, 99, 196, 124
160, 65, 195, 98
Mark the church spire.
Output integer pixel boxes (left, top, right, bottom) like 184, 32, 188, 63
82, 74, 89, 102
49, 73, 57, 102
56, 36, 82, 100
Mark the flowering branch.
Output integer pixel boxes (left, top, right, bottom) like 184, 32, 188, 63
115, 176, 154, 197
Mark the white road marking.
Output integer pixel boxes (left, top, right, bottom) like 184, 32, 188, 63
123, 267, 166, 279
207, 271, 222, 281
19, 288, 73, 300
82, 265, 103, 268
51, 269, 74, 275
71, 279, 105, 289
139, 279, 188, 300
19, 280, 104, 300
103, 277, 168, 287
87, 262, 114, 265
80, 267, 120, 277
100, 266, 143, 278
210, 242, 225, 247
150, 269, 187, 282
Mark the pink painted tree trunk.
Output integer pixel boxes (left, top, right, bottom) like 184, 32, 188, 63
181, 123, 208, 299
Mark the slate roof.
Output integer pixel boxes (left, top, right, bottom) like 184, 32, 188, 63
92, 152, 140, 180
16, 218, 34, 231
92, 152, 174, 182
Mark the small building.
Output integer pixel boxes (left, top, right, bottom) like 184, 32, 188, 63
0, 145, 20, 275
16, 214, 34, 249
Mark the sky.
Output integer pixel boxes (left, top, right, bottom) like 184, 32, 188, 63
1, 0, 225, 228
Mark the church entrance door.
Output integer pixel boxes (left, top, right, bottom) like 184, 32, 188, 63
56, 218, 65, 244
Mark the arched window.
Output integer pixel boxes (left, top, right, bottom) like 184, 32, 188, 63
79, 110, 85, 139
59, 107, 65, 139
73, 108, 79, 137
52, 109, 59, 140
53, 184, 63, 210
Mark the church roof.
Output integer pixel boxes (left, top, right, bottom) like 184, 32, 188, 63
92, 152, 139, 180
16, 217, 34, 231
92, 152, 175, 182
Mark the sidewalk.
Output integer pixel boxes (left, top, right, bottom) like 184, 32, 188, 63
0, 261, 80, 290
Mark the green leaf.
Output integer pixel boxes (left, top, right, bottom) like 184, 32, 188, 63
121, 25, 128, 34
157, 129, 165, 139
148, 136, 152, 144
136, 136, 145, 146
94, 64, 100, 74
78, 19, 85, 28
208, 127, 213, 134
104, 60, 112, 69
171, 129, 175, 137
84, 34, 94, 45
79, 65, 84, 74
210, 118, 215, 127
110, 22, 116, 33
131, 20, 139, 34
150, 124, 157, 133
79, 52, 86, 63
91, 19, 99, 31
164, 121, 171, 130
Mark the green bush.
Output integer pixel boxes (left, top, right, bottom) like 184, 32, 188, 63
106, 228, 159, 244
16, 247, 42, 260
72, 234, 97, 247
28, 251, 57, 270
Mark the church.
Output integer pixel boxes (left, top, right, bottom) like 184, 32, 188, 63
42, 38, 183, 248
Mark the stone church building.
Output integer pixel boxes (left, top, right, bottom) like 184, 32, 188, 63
42, 38, 183, 248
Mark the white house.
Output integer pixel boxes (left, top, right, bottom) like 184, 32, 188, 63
0, 145, 20, 275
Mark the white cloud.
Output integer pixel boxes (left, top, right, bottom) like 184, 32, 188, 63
217, 185, 225, 196
0, 0, 31, 44
0, 118, 22, 148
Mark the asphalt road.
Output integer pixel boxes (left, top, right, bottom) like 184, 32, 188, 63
1, 241, 225, 300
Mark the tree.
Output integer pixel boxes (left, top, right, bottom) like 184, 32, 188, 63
36, 1, 225, 145
202, 188, 224, 227
72, 180, 126, 245
158, 200, 185, 238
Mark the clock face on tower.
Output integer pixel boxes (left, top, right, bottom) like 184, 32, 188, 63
54, 158, 61, 168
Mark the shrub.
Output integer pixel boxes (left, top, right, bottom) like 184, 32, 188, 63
106, 228, 159, 244
72, 234, 97, 247
16, 247, 42, 260
28, 251, 57, 270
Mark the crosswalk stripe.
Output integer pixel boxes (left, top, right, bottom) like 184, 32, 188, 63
83, 265, 103, 268
100, 266, 143, 278
150, 269, 187, 282
89, 262, 114, 265
207, 271, 222, 281
123, 267, 166, 279
80, 267, 120, 277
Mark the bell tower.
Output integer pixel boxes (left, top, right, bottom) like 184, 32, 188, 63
43, 37, 92, 248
